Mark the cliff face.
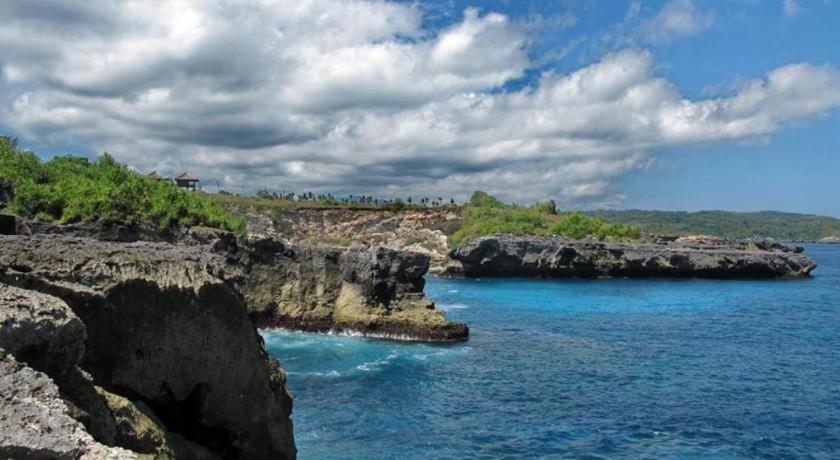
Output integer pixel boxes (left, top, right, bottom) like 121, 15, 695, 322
0, 235, 296, 459
225, 205, 461, 267
1, 283, 137, 460
3, 214, 468, 340
450, 235, 817, 279
212, 233, 468, 341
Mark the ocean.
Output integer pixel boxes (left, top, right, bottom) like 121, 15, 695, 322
263, 244, 840, 459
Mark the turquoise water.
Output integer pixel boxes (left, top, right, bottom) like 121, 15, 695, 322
263, 245, 840, 459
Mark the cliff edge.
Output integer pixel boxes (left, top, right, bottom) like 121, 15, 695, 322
449, 234, 816, 279
0, 235, 296, 459
211, 233, 468, 341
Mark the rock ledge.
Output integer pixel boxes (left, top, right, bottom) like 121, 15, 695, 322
449, 235, 816, 279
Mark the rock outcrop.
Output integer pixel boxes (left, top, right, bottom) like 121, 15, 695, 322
214, 235, 468, 341
0, 284, 86, 377
449, 235, 816, 279
224, 204, 462, 267
1, 283, 138, 459
0, 235, 296, 459
4, 216, 468, 341
1, 352, 137, 460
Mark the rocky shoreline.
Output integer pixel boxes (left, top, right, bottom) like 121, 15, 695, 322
0, 234, 295, 459
1, 216, 469, 342
2, 211, 819, 458
255, 314, 470, 342
201, 229, 468, 342
448, 234, 817, 279
0, 217, 467, 458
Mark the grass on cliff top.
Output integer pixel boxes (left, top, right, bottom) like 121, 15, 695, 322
449, 191, 641, 246
210, 191, 460, 212
0, 136, 245, 233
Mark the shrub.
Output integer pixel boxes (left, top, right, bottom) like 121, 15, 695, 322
450, 191, 640, 245
0, 137, 245, 233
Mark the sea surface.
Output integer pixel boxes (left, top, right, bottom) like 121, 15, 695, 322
263, 244, 840, 459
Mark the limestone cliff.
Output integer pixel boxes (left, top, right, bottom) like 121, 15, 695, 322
1, 284, 137, 459
211, 233, 468, 341
223, 205, 461, 267
449, 234, 816, 279
2, 214, 468, 340
0, 235, 296, 459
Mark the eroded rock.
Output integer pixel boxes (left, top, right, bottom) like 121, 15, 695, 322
0, 352, 137, 460
220, 236, 469, 341
0, 234, 296, 459
450, 235, 817, 279
0, 284, 85, 376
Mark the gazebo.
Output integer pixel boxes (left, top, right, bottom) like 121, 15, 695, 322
175, 171, 200, 191
147, 171, 166, 180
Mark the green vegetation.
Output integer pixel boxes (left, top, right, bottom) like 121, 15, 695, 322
213, 193, 418, 212
589, 209, 840, 241
450, 191, 640, 245
214, 189, 459, 211
0, 136, 245, 233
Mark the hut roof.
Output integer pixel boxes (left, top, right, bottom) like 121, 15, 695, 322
147, 170, 165, 179
175, 171, 199, 181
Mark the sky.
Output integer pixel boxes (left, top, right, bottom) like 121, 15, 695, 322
1, 0, 839, 215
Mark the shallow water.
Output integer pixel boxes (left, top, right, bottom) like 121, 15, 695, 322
263, 244, 840, 459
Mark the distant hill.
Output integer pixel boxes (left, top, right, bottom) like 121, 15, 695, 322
587, 210, 840, 242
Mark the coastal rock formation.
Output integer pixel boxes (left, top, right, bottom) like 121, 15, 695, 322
449, 235, 816, 279
0, 283, 86, 376
4, 216, 468, 341
0, 283, 138, 459
224, 204, 461, 267
1, 353, 137, 460
217, 235, 468, 341
0, 235, 296, 459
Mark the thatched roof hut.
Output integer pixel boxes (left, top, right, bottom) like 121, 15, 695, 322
175, 171, 200, 191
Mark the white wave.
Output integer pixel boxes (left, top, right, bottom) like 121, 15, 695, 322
448, 289, 459, 293
356, 351, 399, 371
437, 303, 469, 311
288, 370, 341, 377
261, 326, 465, 342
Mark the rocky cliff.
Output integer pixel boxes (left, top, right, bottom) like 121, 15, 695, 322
0, 213, 468, 457
0, 235, 296, 459
2, 215, 468, 341
1, 284, 137, 459
449, 235, 816, 279
206, 232, 468, 341
224, 205, 461, 267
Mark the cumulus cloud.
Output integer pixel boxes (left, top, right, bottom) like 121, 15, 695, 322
638, 0, 714, 43
1, 0, 839, 206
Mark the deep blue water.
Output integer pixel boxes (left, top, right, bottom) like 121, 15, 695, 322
263, 245, 840, 459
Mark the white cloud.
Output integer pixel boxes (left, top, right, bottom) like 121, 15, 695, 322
1, 0, 839, 207
639, 0, 714, 43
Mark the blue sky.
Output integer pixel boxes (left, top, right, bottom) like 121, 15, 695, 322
1, 0, 839, 215
407, 0, 840, 214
